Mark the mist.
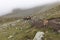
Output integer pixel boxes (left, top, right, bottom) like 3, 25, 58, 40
0, 0, 60, 16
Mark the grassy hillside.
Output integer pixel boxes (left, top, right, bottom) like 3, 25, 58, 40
0, 5, 60, 40
0, 18, 60, 40
32, 5, 60, 19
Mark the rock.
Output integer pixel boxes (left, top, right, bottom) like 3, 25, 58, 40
15, 27, 18, 30
11, 23, 16, 26
58, 30, 60, 33
8, 35, 13, 39
33, 31, 44, 40
45, 31, 48, 33
16, 20, 20, 22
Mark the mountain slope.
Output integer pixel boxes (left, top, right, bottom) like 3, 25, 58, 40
32, 4, 60, 19
2, 2, 60, 18
0, 2, 60, 40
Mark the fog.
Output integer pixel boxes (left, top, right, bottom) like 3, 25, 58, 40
0, 0, 60, 16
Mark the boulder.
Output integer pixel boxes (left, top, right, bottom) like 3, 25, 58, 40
33, 31, 44, 40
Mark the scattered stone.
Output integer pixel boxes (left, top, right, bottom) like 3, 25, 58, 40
11, 23, 16, 26
45, 31, 49, 33
25, 21, 27, 23
8, 35, 13, 39
16, 20, 20, 22
58, 30, 60, 33
33, 31, 44, 40
16, 27, 18, 29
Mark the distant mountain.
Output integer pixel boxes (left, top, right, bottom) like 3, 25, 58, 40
1, 2, 60, 18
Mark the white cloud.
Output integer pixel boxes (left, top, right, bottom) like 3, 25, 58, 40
0, 0, 59, 16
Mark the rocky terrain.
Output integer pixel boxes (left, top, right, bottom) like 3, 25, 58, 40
0, 3, 60, 40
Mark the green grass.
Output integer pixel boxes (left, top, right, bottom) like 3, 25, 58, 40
0, 5, 60, 40
0, 20, 60, 40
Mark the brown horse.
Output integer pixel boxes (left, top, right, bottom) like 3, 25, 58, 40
23, 16, 31, 20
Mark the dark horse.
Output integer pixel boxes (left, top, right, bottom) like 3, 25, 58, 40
23, 16, 31, 20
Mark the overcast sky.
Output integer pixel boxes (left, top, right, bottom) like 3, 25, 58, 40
0, 0, 60, 16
